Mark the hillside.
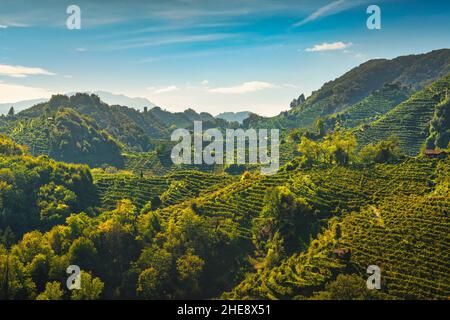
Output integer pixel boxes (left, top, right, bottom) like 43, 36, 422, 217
356, 73, 450, 155
221, 159, 449, 300
3, 108, 124, 168
247, 49, 450, 130
0, 122, 449, 300
216, 112, 251, 124
17, 94, 169, 151
322, 82, 411, 130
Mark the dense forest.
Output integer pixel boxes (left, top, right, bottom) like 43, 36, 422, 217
0, 50, 449, 300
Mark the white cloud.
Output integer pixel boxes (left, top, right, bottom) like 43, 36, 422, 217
209, 81, 275, 94
201, 80, 209, 86
0, 25, 7, 29
292, 0, 364, 28
0, 83, 52, 103
147, 85, 179, 94
305, 42, 352, 52
0, 64, 56, 78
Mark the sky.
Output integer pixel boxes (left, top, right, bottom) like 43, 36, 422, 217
0, 0, 449, 116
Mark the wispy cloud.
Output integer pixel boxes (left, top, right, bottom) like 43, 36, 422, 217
0, 64, 56, 78
99, 33, 236, 51
305, 42, 352, 52
209, 81, 275, 94
147, 85, 179, 94
0, 25, 7, 29
292, 0, 364, 28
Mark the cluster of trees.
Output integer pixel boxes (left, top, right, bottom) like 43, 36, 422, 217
0, 135, 97, 240
0, 135, 27, 156
0, 138, 248, 299
49, 108, 124, 168
0, 196, 247, 299
251, 186, 317, 269
296, 131, 403, 168
426, 97, 450, 149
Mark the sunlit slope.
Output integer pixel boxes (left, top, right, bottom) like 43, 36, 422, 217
223, 159, 449, 300
356, 74, 450, 155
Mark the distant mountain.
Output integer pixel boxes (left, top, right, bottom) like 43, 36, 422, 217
0, 91, 157, 115
216, 111, 251, 124
246, 49, 450, 129
0, 98, 48, 115
3, 93, 225, 156
68, 90, 157, 110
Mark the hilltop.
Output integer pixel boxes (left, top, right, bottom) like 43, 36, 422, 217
246, 49, 450, 130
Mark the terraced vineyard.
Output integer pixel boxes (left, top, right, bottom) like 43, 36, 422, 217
93, 173, 170, 210
356, 74, 450, 155
123, 151, 223, 176
340, 83, 410, 128
7, 119, 53, 156
339, 195, 449, 299
93, 170, 235, 211
220, 158, 448, 299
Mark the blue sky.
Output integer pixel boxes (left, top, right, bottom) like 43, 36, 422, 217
0, 0, 449, 115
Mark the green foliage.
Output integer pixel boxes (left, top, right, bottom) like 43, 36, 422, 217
5, 107, 125, 168
36, 281, 63, 300
0, 151, 97, 236
311, 274, 383, 300
359, 137, 403, 164
356, 74, 450, 155
247, 49, 450, 130
297, 131, 357, 167
0, 135, 28, 156
37, 183, 77, 225
0, 53, 449, 301
426, 97, 450, 149
70, 271, 104, 300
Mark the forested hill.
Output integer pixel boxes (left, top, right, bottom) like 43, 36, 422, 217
246, 49, 450, 130
1, 134, 448, 300
13, 93, 227, 146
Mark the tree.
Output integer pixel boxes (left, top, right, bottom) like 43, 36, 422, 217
70, 271, 104, 300
297, 136, 322, 167
359, 137, 402, 164
176, 252, 204, 296
426, 98, 450, 149
37, 183, 77, 225
36, 281, 63, 300
256, 187, 315, 252
7, 107, 14, 117
137, 268, 160, 299
68, 237, 97, 272
311, 274, 382, 300
0, 246, 37, 299
324, 131, 357, 165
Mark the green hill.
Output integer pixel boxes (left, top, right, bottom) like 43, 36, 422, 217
324, 82, 411, 130
247, 49, 450, 130
356, 74, 450, 155
5, 108, 124, 168
222, 158, 449, 300
18, 94, 168, 151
